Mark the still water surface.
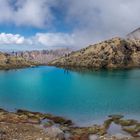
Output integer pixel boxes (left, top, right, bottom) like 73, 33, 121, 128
0, 66, 140, 125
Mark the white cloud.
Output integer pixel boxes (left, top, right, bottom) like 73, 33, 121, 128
0, 33, 25, 44
0, 0, 54, 28
63, 0, 140, 43
34, 33, 75, 48
0, 32, 76, 50
0, 0, 140, 50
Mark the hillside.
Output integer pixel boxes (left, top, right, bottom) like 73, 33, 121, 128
49, 37, 140, 69
0, 52, 37, 70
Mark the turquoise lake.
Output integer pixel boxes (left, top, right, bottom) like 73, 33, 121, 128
0, 66, 140, 125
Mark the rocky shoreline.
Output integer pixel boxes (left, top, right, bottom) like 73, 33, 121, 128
0, 108, 139, 140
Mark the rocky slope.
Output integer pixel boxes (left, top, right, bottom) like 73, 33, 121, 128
0, 52, 37, 70
127, 28, 140, 40
50, 37, 140, 69
10, 48, 71, 64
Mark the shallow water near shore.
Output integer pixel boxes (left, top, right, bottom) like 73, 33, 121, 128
0, 66, 140, 126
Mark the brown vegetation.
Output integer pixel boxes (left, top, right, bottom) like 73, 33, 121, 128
50, 37, 140, 69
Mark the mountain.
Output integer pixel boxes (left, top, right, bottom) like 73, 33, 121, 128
49, 37, 140, 69
10, 48, 71, 64
127, 28, 140, 40
0, 52, 37, 70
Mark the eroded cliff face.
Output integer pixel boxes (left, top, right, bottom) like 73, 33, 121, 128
50, 37, 140, 69
10, 48, 71, 64
0, 52, 36, 70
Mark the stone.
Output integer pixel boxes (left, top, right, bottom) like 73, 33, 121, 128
44, 115, 73, 126
122, 127, 138, 137
16, 109, 45, 120
27, 117, 41, 124
43, 121, 54, 128
108, 115, 124, 120
103, 119, 113, 130
89, 135, 98, 140
113, 133, 131, 139
45, 126, 65, 139
114, 119, 138, 126
0, 108, 7, 113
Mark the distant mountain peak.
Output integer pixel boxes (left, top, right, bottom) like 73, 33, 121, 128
127, 27, 140, 40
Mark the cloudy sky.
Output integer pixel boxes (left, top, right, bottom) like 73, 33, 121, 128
0, 0, 140, 51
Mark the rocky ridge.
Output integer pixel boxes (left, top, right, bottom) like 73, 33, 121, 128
0, 51, 37, 70
10, 48, 71, 64
49, 37, 140, 69
127, 28, 140, 40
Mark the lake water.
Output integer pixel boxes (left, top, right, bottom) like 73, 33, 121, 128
0, 66, 140, 126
